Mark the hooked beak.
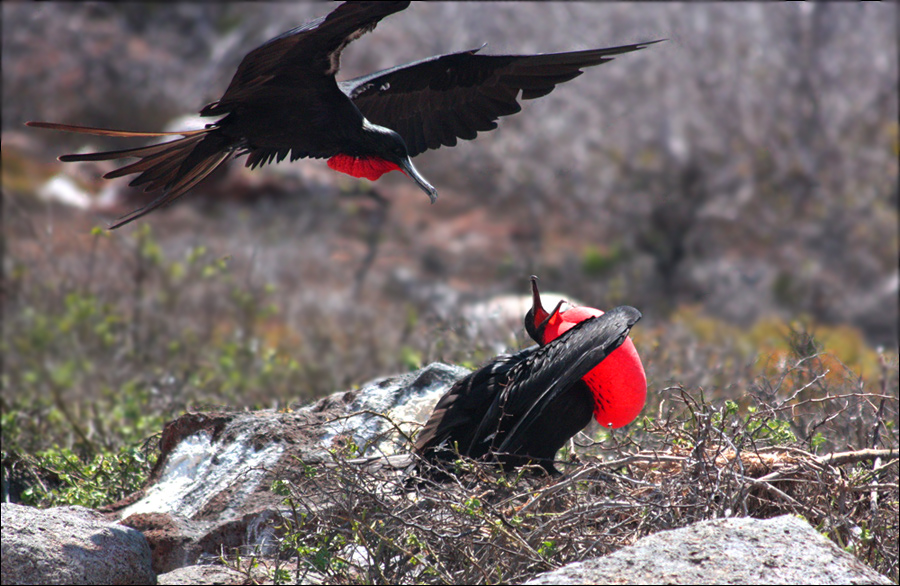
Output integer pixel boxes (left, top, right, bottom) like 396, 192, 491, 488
399, 157, 438, 204
530, 275, 548, 325
528, 275, 564, 345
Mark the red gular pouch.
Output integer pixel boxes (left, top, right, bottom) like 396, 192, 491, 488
542, 305, 647, 430
327, 153, 404, 181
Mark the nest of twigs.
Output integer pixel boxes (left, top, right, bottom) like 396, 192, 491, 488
256, 437, 896, 585
218, 357, 899, 585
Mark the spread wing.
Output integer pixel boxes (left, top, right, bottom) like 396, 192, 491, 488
201, 1, 410, 117
342, 41, 661, 157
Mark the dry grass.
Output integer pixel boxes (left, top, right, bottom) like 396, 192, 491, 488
261, 386, 898, 584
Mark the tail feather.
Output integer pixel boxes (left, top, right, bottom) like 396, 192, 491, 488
108, 134, 232, 229
109, 150, 232, 229
103, 136, 207, 180
60, 141, 188, 164
25, 121, 209, 138
124, 150, 194, 189
26, 121, 233, 229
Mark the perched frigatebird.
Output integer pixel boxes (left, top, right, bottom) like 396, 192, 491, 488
524, 276, 647, 430
27, 2, 658, 228
416, 277, 647, 475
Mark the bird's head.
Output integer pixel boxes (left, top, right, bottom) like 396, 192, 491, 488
328, 122, 437, 202
525, 275, 598, 345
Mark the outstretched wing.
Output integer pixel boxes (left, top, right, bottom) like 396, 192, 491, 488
201, 1, 409, 117
342, 41, 661, 157
479, 306, 642, 456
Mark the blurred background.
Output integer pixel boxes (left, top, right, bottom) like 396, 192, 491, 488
2, 3, 898, 457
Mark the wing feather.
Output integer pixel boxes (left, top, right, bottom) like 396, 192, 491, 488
202, 2, 410, 117
344, 41, 661, 157
416, 306, 642, 465
494, 307, 641, 454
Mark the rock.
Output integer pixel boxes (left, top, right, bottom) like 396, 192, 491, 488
1, 502, 155, 585
156, 564, 248, 585
118, 512, 214, 575
461, 291, 583, 352
37, 174, 93, 208
316, 362, 470, 453
526, 514, 892, 585
105, 363, 468, 574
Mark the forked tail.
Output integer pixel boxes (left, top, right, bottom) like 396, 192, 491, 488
26, 121, 233, 228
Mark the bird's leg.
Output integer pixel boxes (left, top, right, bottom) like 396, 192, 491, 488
567, 437, 582, 464
352, 187, 390, 298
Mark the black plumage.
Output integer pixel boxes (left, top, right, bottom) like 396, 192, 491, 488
416, 306, 642, 475
343, 43, 651, 157
28, 2, 658, 228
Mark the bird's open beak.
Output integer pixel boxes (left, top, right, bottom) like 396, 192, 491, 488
529, 275, 565, 344
399, 157, 438, 203
530, 276, 547, 323
531, 276, 564, 329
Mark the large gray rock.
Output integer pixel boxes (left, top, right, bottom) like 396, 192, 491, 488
526, 515, 892, 585
106, 362, 468, 574
1, 502, 155, 585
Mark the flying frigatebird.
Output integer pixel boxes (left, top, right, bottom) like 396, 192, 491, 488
27, 2, 659, 228
416, 277, 647, 475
